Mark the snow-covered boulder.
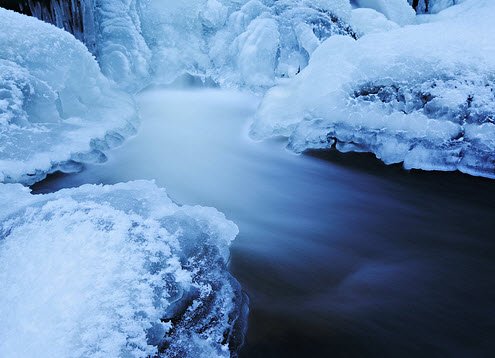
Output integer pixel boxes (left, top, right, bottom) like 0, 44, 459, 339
0, 8, 137, 185
251, 0, 495, 178
0, 181, 246, 357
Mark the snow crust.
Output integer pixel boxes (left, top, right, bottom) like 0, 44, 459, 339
0, 8, 137, 185
0, 181, 245, 358
251, 0, 495, 178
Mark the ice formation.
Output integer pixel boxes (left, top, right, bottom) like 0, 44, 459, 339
5, 0, 97, 53
7, 0, 355, 90
251, 0, 495, 178
408, 0, 463, 13
349, 8, 400, 37
353, 0, 416, 25
0, 8, 137, 185
0, 181, 246, 358
98, 0, 356, 89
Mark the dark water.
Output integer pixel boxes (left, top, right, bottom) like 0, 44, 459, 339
33, 89, 495, 357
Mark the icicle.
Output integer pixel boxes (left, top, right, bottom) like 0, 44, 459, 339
17, 0, 97, 54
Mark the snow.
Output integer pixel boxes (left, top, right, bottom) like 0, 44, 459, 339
26, 0, 97, 53
0, 8, 137, 185
0, 181, 244, 358
251, 0, 495, 178
350, 8, 400, 36
354, 0, 416, 25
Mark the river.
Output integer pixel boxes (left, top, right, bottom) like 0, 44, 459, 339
33, 88, 495, 357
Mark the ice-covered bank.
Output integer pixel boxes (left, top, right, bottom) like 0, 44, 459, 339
0, 8, 137, 185
0, 181, 246, 357
252, 0, 495, 178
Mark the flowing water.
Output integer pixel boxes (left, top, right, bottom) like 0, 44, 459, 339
33, 88, 495, 357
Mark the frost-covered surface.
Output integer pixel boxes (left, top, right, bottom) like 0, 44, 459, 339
252, 0, 495, 178
60, 0, 354, 90
0, 181, 246, 358
0, 8, 137, 185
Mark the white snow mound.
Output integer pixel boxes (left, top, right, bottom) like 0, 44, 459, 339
0, 181, 244, 358
252, 0, 495, 178
0, 8, 137, 185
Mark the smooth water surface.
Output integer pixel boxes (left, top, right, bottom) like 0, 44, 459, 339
33, 89, 495, 357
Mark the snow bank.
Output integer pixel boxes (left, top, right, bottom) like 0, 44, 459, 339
0, 8, 137, 185
251, 0, 495, 178
0, 181, 245, 358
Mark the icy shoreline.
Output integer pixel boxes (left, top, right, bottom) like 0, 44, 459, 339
252, 0, 495, 179
0, 181, 247, 357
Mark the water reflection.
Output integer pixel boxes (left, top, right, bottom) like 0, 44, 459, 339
33, 89, 495, 357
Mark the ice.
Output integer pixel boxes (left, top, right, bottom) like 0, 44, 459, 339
26, 0, 97, 53
24, 0, 352, 90
0, 8, 137, 185
354, 0, 416, 25
94, 0, 151, 91
350, 8, 400, 36
251, 0, 495, 178
4, 1, 356, 90
208, 0, 355, 88
110, 0, 355, 89
409, 0, 464, 13
0, 181, 245, 358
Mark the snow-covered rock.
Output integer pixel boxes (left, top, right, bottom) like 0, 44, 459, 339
251, 0, 495, 178
0, 181, 246, 358
0, 8, 137, 185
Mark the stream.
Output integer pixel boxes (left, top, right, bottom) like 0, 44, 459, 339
33, 88, 495, 357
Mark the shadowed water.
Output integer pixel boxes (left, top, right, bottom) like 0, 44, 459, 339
33, 88, 495, 357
